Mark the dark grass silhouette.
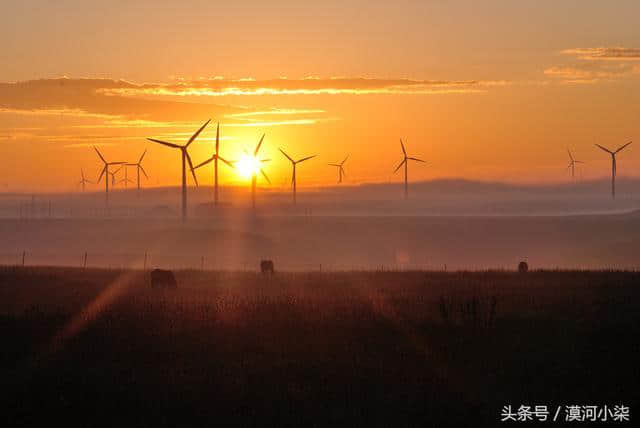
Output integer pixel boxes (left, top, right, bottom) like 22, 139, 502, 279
1, 267, 638, 427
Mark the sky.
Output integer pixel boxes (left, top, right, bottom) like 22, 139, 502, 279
0, 0, 639, 191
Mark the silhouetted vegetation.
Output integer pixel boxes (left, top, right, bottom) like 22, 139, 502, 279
1, 267, 638, 426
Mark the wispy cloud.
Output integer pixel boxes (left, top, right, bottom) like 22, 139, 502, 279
96, 77, 503, 97
225, 119, 322, 127
545, 47, 640, 84
226, 108, 325, 118
63, 142, 117, 149
0, 78, 242, 122
562, 47, 640, 61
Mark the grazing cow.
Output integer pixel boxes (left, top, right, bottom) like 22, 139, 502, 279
518, 261, 529, 273
150, 269, 177, 288
260, 260, 275, 274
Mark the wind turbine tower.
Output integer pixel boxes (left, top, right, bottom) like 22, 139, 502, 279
192, 123, 234, 205
94, 147, 125, 207
147, 120, 209, 221
127, 149, 149, 196
394, 139, 425, 199
328, 155, 348, 184
595, 141, 632, 199
566, 149, 584, 180
279, 148, 316, 205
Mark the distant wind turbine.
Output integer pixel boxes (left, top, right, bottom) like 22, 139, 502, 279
147, 120, 209, 221
126, 149, 149, 196
394, 139, 425, 199
328, 155, 348, 184
94, 147, 125, 207
595, 141, 632, 199
279, 148, 316, 205
192, 123, 234, 205
247, 134, 271, 209
110, 165, 123, 187
119, 166, 134, 188
78, 168, 93, 191
566, 149, 584, 180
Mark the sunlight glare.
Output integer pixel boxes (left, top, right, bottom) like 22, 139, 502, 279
236, 153, 261, 178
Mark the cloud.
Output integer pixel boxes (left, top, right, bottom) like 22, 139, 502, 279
0, 76, 494, 135
545, 49, 640, 84
562, 47, 640, 61
543, 63, 635, 84
0, 78, 243, 122
96, 77, 502, 97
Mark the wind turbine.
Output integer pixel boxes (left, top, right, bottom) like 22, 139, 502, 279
78, 168, 93, 191
328, 155, 348, 184
126, 149, 149, 196
246, 134, 270, 209
119, 166, 134, 188
394, 139, 425, 199
147, 120, 208, 221
595, 141, 632, 199
109, 165, 123, 187
192, 123, 234, 205
279, 148, 316, 205
566, 149, 584, 180
94, 147, 125, 207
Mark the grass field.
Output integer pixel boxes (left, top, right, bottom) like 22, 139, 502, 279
1, 267, 638, 426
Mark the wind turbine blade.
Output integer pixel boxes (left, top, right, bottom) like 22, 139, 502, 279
408, 157, 425, 163
400, 139, 406, 156
139, 149, 147, 163
260, 169, 271, 184
139, 165, 149, 179
260, 158, 271, 163
341, 155, 349, 165
279, 148, 294, 162
340, 166, 346, 177
567, 149, 574, 161
254, 134, 265, 155
93, 146, 106, 163
186, 119, 211, 147
595, 144, 613, 154
218, 156, 235, 168
194, 157, 214, 169
97, 166, 106, 183
393, 159, 406, 173
186, 153, 198, 186
297, 155, 316, 163
113, 165, 123, 174
574, 160, 585, 164
328, 163, 340, 167
215, 122, 220, 154
109, 161, 126, 165
615, 141, 632, 153
147, 138, 181, 149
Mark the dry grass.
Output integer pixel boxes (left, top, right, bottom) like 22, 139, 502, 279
1, 267, 638, 426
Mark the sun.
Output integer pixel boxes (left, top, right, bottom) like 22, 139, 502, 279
235, 153, 261, 178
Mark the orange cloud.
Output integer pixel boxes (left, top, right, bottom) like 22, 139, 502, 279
562, 47, 640, 61
96, 77, 502, 97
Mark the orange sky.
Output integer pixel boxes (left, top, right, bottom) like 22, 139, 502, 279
0, 1, 639, 191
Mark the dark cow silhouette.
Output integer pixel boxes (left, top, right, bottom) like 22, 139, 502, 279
150, 269, 177, 288
518, 261, 529, 273
260, 260, 274, 274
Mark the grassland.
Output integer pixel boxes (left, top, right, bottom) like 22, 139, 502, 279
1, 267, 638, 426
